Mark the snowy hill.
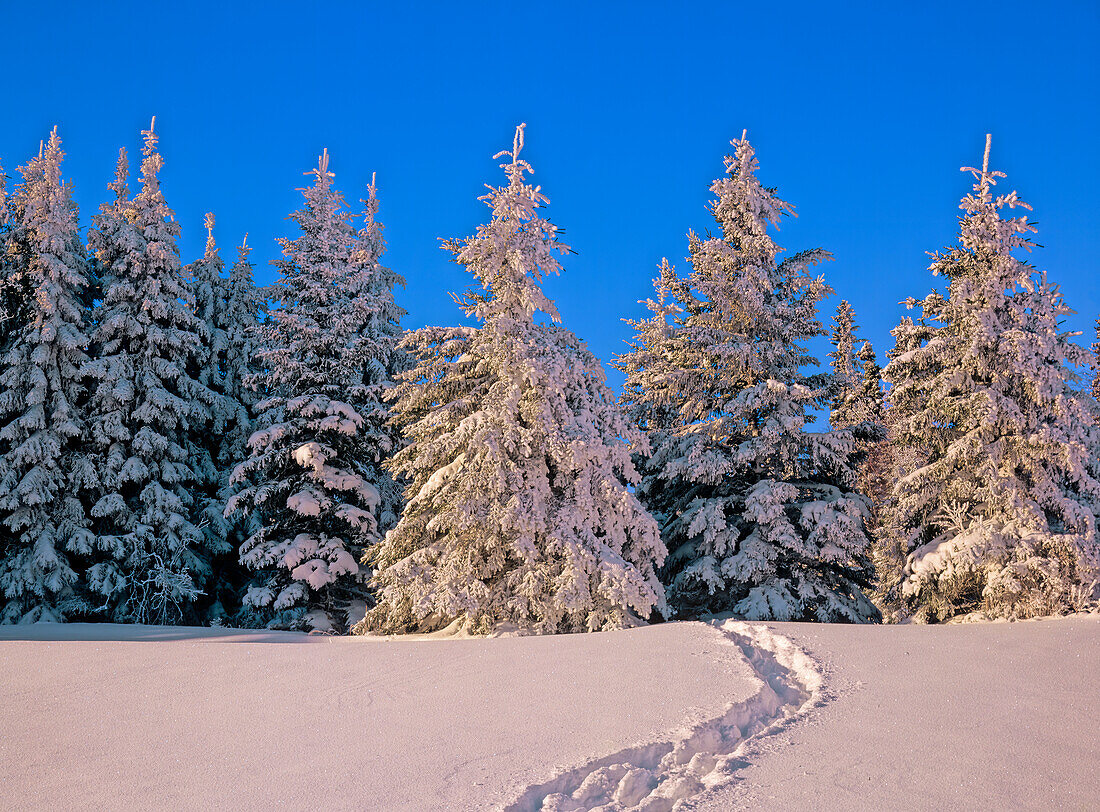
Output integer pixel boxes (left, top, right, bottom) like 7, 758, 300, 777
1, 617, 1097, 810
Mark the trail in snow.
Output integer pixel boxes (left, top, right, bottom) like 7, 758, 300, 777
4, 617, 1095, 811
685, 614, 1100, 811
0, 620, 762, 812
507, 620, 825, 812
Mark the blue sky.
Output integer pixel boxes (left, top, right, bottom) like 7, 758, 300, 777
4, 1, 1098, 392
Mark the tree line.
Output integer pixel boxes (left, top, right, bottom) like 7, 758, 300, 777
0, 122, 1096, 631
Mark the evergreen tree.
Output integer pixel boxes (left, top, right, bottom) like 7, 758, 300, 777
1092, 316, 1100, 402
620, 261, 683, 441
618, 132, 878, 622
829, 327, 890, 510
852, 342, 890, 493
827, 300, 862, 427
1, 154, 37, 360
346, 174, 408, 537
0, 162, 12, 350
0, 128, 96, 622
359, 125, 666, 635
203, 234, 267, 621
882, 135, 1100, 622
186, 214, 229, 556
184, 214, 248, 618
222, 235, 266, 467
83, 121, 215, 623
227, 151, 402, 631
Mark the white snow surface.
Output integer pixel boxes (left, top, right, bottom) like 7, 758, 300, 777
0, 620, 766, 811
1, 615, 1097, 811
685, 614, 1100, 811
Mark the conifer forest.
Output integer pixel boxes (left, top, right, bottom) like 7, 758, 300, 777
2, 121, 1097, 633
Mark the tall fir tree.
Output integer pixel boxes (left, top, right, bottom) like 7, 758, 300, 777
345, 174, 408, 536
184, 213, 249, 618
186, 215, 226, 550
617, 132, 878, 622
882, 135, 1100, 622
851, 341, 890, 497
0, 162, 12, 350
1092, 316, 1100, 402
827, 300, 865, 429
0, 128, 96, 622
620, 260, 684, 442
827, 303, 889, 517
227, 151, 403, 631
83, 120, 216, 623
359, 125, 666, 635
1, 154, 38, 361
221, 236, 266, 464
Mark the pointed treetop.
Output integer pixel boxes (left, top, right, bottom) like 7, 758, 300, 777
139, 118, 164, 184
961, 133, 1006, 203
204, 212, 217, 257
363, 171, 380, 231
493, 123, 531, 185
142, 117, 158, 148
303, 147, 335, 191
366, 171, 378, 211
109, 147, 129, 204
135, 120, 167, 209
42, 127, 65, 190
235, 233, 252, 266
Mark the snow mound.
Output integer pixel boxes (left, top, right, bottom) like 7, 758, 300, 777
507, 620, 823, 811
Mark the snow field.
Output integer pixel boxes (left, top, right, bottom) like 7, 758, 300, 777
0, 620, 771, 811
513, 620, 823, 811
686, 614, 1100, 810
4, 616, 1096, 810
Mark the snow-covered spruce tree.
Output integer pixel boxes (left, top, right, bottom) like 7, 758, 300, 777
827, 300, 864, 429
346, 174, 408, 537
882, 135, 1100, 622
223, 235, 267, 466
0, 162, 13, 350
358, 125, 665, 635
210, 236, 269, 613
1092, 316, 1100, 402
1, 156, 37, 361
620, 260, 684, 443
183, 213, 251, 619
0, 128, 96, 623
827, 294, 871, 424
851, 341, 890, 498
617, 132, 878, 622
83, 121, 215, 623
227, 151, 404, 632
827, 301, 890, 511
841, 338, 900, 614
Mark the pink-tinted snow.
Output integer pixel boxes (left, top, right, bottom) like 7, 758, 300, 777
2, 616, 1097, 810
686, 615, 1100, 810
0, 621, 757, 810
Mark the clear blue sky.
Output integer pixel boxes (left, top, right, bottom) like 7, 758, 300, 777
4, 1, 1098, 392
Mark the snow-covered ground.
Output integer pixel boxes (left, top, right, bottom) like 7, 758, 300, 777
688, 615, 1100, 811
1, 616, 1097, 810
